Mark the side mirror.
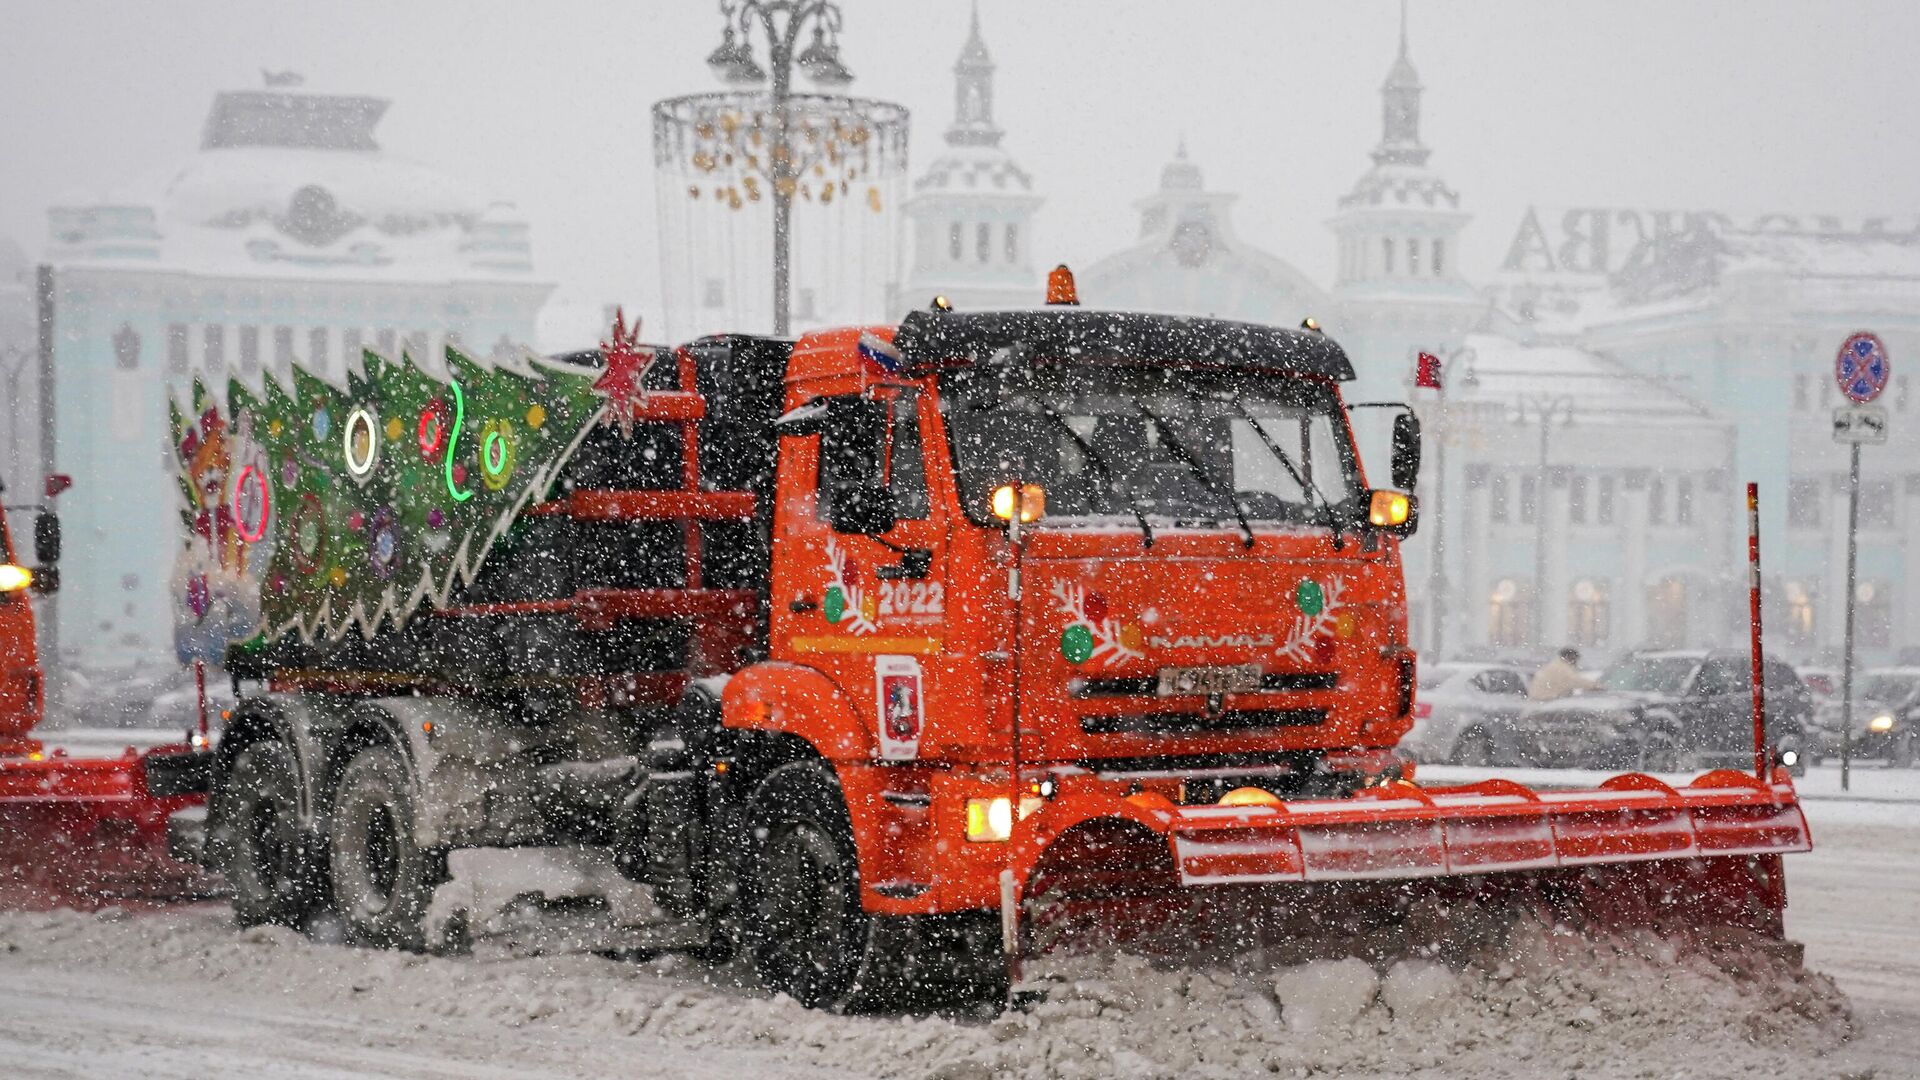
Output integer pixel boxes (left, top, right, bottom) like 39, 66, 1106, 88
33, 510, 60, 565
1390, 413, 1422, 490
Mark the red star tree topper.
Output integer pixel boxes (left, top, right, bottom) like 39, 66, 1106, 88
594, 308, 657, 437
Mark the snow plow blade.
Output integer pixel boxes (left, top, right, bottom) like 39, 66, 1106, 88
0, 746, 215, 910
1024, 769, 1809, 959
1166, 770, 1808, 884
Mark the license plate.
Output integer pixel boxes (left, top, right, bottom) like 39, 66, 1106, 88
1156, 664, 1262, 697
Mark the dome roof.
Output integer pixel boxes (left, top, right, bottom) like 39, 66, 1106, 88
1339, 163, 1459, 211
48, 83, 532, 280
914, 143, 1033, 194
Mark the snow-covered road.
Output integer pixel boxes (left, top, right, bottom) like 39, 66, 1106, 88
0, 769, 1913, 1079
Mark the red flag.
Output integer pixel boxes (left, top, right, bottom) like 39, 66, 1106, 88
1415, 351, 1443, 389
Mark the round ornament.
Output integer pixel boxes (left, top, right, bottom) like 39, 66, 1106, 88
480, 420, 517, 491
1061, 623, 1095, 664
231, 464, 271, 543
343, 407, 379, 481
823, 585, 847, 624
289, 493, 327, 574
1295, 579, 1325, 617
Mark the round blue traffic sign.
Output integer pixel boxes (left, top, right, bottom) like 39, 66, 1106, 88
1835, 332, 1891, 404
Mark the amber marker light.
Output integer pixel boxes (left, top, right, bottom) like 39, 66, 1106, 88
0, 564, 32, 593
1369, 490, 1411, 528
1218, 787, 1283, 808
990, 483, 1045, 523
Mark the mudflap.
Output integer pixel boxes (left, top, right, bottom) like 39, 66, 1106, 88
1020, 770, 1808, 968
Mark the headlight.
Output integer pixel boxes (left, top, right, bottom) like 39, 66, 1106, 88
0, 564, 31, 593
965, 797, 1013, 842
1868, 713, 1896, 733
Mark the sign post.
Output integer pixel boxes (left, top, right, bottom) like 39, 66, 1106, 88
1833, 331, 1891, 792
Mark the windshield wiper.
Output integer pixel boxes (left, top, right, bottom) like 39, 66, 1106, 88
1227, 396, 1345, 547
1033, 402, 1155, 548
1135, 403, 1255, 549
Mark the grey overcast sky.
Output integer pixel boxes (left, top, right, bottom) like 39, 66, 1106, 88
4, 0, 1917, 337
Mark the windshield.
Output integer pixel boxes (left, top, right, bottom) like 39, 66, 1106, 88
1597, 656, 1698, 694
939, 360, 1357, 528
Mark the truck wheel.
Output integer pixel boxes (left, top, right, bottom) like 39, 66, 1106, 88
328, 746, 431, 950
1451, 729, 1494, 767
225, 741, 315, 927
745, 761, 880, 1010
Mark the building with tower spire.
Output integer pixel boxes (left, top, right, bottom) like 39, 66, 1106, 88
896, 3, 1044, 314
1327, 2, 1481, 404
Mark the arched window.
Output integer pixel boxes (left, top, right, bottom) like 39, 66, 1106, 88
1382, 237, 1395, 275
1569, 579, 1610, 647
1783, 580, 1816, 647
1432, 238, 1445, 276
1489, 579, 1532, 648
976, 222, 991, 263
1004, 222, 1019, 263
1408, 238, 1421, 276
949, 222, 963, 261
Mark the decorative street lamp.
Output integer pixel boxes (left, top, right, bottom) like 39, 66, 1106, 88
654, 1, 906, 337
1420, 346, 1477, 660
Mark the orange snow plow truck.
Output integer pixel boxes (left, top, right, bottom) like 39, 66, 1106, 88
0, 483, 206, 908
166, 280, 1810, 1009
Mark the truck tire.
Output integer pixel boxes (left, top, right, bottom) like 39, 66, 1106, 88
745, 761, 883, 1010
225, 740, 316, 927
327, 746, 432, 949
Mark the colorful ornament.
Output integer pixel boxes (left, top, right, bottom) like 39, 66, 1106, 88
343, 406, 379, 483
593, 308, 656, 437
418, 400, 451, 460
1295, 579, 1325, 617
311, 407, 331, 442
823, 585, 846, 624
231, 464, 271, 543
1060, 623, 1095, 664
480, 420, 516, 491
444, 379, 474, 503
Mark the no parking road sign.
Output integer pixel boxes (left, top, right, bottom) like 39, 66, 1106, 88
1835, 331, 1891, 403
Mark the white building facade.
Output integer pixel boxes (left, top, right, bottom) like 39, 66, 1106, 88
44, 77, 550, 668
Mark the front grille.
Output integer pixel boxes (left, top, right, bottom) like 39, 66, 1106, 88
1080, 708, 1328, 735
1070, 672, 1338, 699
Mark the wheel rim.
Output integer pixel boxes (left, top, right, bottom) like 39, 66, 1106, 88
339, 798, 404, 917
243, 791, 295, 896
755, 822, 852, 1001
361, 805, 400, 910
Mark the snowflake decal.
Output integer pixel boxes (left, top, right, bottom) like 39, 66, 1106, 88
1274, 576, 1346, 664
822, 535, 878, 635
1052, 581, 1144, 668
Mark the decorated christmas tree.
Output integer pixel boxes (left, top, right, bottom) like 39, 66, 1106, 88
170, 328, 644, 650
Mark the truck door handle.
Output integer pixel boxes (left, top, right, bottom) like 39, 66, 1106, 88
789, 596, 819, 613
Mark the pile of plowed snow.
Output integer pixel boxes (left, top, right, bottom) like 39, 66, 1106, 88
0, 906, 1852, 1079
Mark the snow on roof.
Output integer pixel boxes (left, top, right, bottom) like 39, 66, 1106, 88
47, 83, 536, 284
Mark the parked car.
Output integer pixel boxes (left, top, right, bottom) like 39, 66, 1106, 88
1402, 662, 1532, 765
1796, 665, 1840, 706
1809, 667, 1920, 767
1517, 650, 1811, 773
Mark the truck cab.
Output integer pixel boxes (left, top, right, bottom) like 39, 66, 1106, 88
719, 307, 1422, 953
